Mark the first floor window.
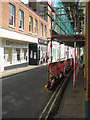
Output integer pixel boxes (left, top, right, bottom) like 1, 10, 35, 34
41, 23, 43, 37
35, 19, 37, 34
9, 3, 15, 26
19, 10, 24, 29
29, 16, 33, 33
44, 26, 46, 38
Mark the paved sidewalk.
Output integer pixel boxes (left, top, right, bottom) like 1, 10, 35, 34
0, 63, 47, 78
55, 64, 86, 118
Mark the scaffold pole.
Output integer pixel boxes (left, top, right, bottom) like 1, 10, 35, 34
63, 42, 66, 76
49, 4, 53, 85
73, 42, 76, 93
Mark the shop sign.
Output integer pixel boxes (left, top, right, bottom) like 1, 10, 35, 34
5, 40, 27, 48
38, 39, 47, 45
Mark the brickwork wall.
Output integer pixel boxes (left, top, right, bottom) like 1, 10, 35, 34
1, 0, 49, 40
0, 2, 2, 26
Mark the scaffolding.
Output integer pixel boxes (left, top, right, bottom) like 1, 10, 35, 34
52, 0, 74, 35
45, 0, 85, 92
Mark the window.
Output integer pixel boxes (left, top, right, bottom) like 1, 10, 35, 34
35, 19, 37, 35
41, 23, 43, 37
9, 3, 15, 26
44, 26, 46, 38
16, 48, 20, 61
4, 48, 12, 65
29, 16, 33, 33
19, 10, 24, 29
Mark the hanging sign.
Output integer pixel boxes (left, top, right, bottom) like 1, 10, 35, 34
38, 39, 47, 45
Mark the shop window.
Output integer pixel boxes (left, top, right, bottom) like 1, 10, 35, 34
16, 48, 20, 61
12, 48, 17, 63
23, 49, 27, 61
4, 48, 12, 64
19, 10, 24, 29
9, 3, 15, 26
20, 49, 27, 61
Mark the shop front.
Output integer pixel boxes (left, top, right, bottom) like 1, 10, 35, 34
38, 39, 48, 64
3, 39, 28, 70
48, 41, 60, 63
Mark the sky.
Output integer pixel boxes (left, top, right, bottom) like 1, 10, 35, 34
20, 0, 28, 4
21, 0, 51, 4
21, 0, 88, 3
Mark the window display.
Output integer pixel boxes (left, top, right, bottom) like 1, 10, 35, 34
4, 48, 12, 65
12, 48, 17, 63
16, 48, 20, 61
4, 47, 28, 66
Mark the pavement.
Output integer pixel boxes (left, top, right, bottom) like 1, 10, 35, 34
0, 63, 47, 78
54, 63, 86, 119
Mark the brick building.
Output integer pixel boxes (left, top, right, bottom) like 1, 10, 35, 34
0, 0, 49, 72
28, 1, 62, 63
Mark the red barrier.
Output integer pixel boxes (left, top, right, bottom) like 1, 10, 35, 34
47, 58, 72, 85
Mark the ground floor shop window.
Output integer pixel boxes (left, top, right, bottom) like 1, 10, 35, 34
39, 46, 47, 64
16, 48, 20, 61
12, 48, 17, 63
20, 48, 27, 61
23, 49, 27, 61
4, 48, 12, 65
16, 48, 27, 62
4, 47, 28, 66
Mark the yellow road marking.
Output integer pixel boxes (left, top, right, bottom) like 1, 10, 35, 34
39, 83, 61, 119
45, 71, 72, 120
39, 70, 72, 120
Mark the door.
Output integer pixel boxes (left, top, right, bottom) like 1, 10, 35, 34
29, 44, 38, 65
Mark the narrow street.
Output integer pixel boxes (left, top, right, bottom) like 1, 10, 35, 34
2, 66, 53, 118
0, 0, 89, 118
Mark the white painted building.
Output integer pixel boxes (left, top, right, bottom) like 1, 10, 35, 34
0, 28, 38, 72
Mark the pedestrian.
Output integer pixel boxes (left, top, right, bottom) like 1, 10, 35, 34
46, 53, 49, 63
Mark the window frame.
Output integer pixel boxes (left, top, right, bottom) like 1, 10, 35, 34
29, 16, 33, 33
35, 19, 37, 35
44, 26, 46, 38
41, 23, 43, 37
9, 3, 15, 27
19, 9, 24, 30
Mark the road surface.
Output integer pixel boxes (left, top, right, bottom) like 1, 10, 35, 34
2, 66, 53, 118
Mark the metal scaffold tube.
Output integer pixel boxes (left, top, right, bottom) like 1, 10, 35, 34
73, 41, 76, 93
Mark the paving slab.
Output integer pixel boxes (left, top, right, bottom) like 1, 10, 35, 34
55, 64, 86, 118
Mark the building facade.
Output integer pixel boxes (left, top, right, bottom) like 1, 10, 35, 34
28, 1, 58, 63
0, 0, 48, 72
